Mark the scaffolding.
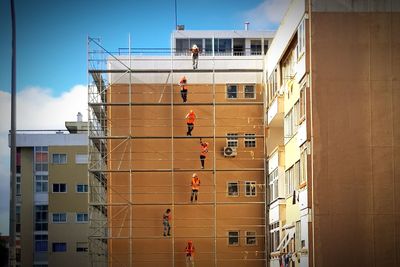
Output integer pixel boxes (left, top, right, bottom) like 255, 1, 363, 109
88, 36, 267, 267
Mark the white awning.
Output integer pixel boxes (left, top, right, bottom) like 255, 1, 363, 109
276, 228, 295, 251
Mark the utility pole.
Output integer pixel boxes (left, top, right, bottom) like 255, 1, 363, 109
9, 0, 17, 266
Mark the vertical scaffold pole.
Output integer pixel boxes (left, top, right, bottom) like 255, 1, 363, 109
128, 34, 133, 267
170, 34, 175, 267
212, 37, 217, 267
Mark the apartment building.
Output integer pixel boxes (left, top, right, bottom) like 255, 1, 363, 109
13, 117, 90, 267
88, 30, 273, 267
265, 0, 400, 267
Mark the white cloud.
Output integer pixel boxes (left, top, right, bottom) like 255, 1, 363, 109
0, 84, 87, 234
243, 0, 291, 29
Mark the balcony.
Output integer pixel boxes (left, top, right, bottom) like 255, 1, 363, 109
267, 96, 284, 127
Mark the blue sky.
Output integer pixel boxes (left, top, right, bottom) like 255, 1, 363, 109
0, 0, 290, 234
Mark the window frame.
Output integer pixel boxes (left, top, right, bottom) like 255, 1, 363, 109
244, 133, 256, 148
285, 165, 295, 197
76, 242, 89, 252
75, 154, 88, 164
35, 175, 48, 193
52, 153, 67, 164
227, 181, 239, 197
76, 184, 89, 193
226, 84, 238, 99
52, 242, 67, 252
245, 181, 257, 197
268, 168, 279, 202
52, 183, 67, 193
34, 234, 48, 252
244, 84, 256, 99
228, 230, 239, 246
245, 231, 257, 246
226, 133, 238, 147
52, 213, 67, 223
76, 213, 89, 223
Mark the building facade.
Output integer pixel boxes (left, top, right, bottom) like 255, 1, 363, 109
265, 0, 400, 266
14, 120, 90, 267
88, 30, 273, 266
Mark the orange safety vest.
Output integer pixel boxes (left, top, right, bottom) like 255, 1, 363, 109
191, 48, 199, 55
200, 144, 208, 156
179, 77, 187, 85
186, 112, 196, 124
191, 177, 200, 190
163, 212, 171, 222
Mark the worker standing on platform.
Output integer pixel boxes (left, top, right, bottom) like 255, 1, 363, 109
163, 208, 171, 236
191, 44, 200, 69
199, 138, 209, 169
185, 240, 195, 267
185, 110, 196, 136
179, 76, 188, 103
190, 173, 201, 203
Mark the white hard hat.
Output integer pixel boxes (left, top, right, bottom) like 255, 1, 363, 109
192, 173, 197, 177
192, 44, 198, 49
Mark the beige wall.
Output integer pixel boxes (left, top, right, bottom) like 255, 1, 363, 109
311, 11, 400, 267
108, 82, 266, 266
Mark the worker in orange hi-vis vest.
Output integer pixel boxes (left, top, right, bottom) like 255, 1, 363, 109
185, 240, 195, 267
190, 44, 200, 69
190, 173, 201, 203
199, 138, 209, 169
179, 76, 188, 103
185, 110, 196, 136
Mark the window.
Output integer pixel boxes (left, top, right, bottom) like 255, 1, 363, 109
244, 134, 256, 148
300, 147, 307, 185
285, 166, 294, 196
35, 235, 48, 252
297, 19, 306, 58
52, 213, 67, 223
35, 175, 48, 193
269, 222, 280, 252
53, 183, 67, 193
76, 184, 88, 193
16, 148, 21, 174
227, 182, 239, 196
35, 146, 48, 172
267, 69, 278, 104
227, 85, 238, 99
244, 85, 255, 99
175, 38, 189, 55
76, 213, 89, 223
16, 206, 21, 234
299, 86, 306, 121
269, 168, 279, 202
75, 154, 88, 164
16, 176, 21, 196
76, 242, 88, 252
226, 133, 238, 147
35, 205, 48, 231
245, 231, 257, 246
250, 40, 262, 55
294, 161, 300, 189
214, 38, 232, 55
284, 109, 294, 141
205, 39, 213, 55
245, 181, 256, 197
228, 231, 239, 246
52, 242, 67, 252
52, 153, 67, 164
293, 101, 300, 133
295, 221, 301, 251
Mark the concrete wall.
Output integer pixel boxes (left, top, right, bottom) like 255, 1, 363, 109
310, 10, 400, 267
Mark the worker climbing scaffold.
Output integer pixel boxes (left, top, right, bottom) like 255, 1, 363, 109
179, 76, 188, 103
190, 173, 201, 203
190, 44, 200, 69
199, 138, 209, 169
185, 110, 196, 136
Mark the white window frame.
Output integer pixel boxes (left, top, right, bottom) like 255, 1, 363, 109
35, 175, 48, 193
226, 84, 238, 99
269, 168, 279, 202
297, 18, 306, 59
245, 231, 257, 246
52, 183, 67, 193
52, 213, 67, 223
244, 84, 256, 99
76, 184, 88, 193
269, 222, 280, 252
244, 133, 256, 148
76, 213, 89, 223
300, 146, 307, 185
284, 109, 293, 142
285, 166, 294, 197
75, 154, 88, 164
226, 133, 238, 147
245, 181, 256, 197
227, 182, 239, 197
228, 231, 239, 246
52, 153, 67, 164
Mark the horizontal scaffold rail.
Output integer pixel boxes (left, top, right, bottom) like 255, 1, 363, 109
89, 201, 266, 206
88, 135, 264, 139
89, 69, 263, 73
89, 102, 264, 106
89, 168, 264, 173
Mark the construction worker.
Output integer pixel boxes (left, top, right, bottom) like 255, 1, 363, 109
190, 173, 201, 203
163, 208, 171, 236
185, 240, 195, 267
185, 110, 196, 136
179, 76, 188, 102
190, 44, 200, 69
199, 138, 209, 169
